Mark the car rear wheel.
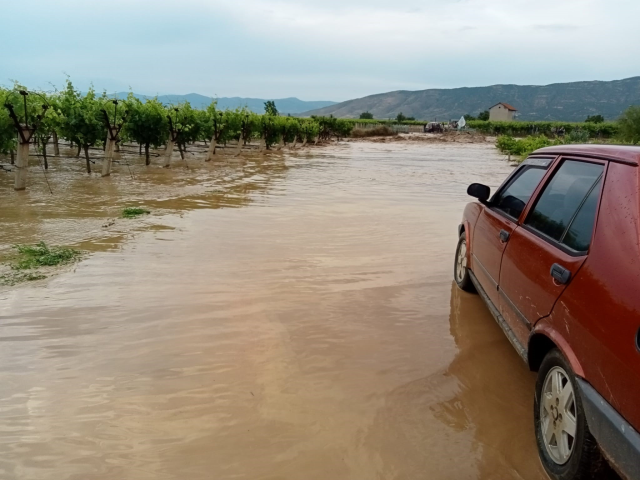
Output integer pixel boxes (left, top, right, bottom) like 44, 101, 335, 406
534, 349, 612, 479
454, 232, 474, 292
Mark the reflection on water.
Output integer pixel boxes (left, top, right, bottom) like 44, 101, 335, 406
444, 284, 546, 479
0, 142, 547, 479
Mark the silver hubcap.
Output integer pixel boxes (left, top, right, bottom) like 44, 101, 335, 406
456, 241, 467, 282
540, 366, 577, 465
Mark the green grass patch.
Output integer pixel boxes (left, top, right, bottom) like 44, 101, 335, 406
496, 135, 571, 162
10, 242, 81, 270
122, 207, 151, 219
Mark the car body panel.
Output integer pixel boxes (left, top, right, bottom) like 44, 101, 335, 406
471, 208, 516, 305
540, 162, 640, 430
499, 226, 587, 345
529, 320, 585, 378
459, 145, 640, 479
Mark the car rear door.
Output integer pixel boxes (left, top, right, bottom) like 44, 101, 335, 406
471, 160, 550, 306
498, 158, 607, 346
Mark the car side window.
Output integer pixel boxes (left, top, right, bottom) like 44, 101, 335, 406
525, 160, 604, 252
492, 167, 546, 220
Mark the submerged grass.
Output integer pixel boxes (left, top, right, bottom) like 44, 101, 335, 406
11, 242, 81, 270
0, 242, 82, 286
122, 207, 151, 218
0, 271, 47, 286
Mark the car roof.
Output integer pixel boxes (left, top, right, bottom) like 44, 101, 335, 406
533, 144, 640, 166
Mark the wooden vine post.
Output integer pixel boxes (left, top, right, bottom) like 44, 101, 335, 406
100, 100, 127, 177
5, 91, 48, 191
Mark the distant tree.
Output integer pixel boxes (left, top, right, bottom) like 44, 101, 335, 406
359, 112, 374, 119
405, 116, 416, 121
464, 113, 477, 121
585, 114, 605, 123
617, 106, 640, 144
396, 112, 407, 122
478, 110, 490, 121
264, 100, 278, 116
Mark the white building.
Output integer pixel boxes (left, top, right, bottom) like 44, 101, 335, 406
489, 103, 517, 121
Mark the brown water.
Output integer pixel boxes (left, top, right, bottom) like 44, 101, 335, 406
0, 142, 548, 479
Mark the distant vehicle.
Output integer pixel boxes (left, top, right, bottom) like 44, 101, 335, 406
424, 122, 444, 133
454, 145, 640, 480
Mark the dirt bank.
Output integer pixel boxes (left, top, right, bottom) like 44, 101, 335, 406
349, 131, 493, 144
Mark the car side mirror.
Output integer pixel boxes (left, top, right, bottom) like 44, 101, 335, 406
467, 183, 491, 203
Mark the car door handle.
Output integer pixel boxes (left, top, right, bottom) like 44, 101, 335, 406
499, 229, 510, 243
550, 263, 571, 285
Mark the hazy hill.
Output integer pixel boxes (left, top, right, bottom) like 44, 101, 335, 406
108, 92, 336, 114
301, 77, 640, 122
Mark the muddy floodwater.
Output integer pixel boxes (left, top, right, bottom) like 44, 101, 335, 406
0, 142, 549, 479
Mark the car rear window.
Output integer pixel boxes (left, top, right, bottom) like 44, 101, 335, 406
561, 177, 603, 251
525, 160, 604, 252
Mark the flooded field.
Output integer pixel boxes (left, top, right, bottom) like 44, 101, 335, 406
0, 142, 549, 479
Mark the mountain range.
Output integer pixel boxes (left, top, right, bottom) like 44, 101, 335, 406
108, 92, 336, 114
300, 77, 640, 122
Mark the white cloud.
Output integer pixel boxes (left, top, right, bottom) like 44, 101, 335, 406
1, 0, 638, 99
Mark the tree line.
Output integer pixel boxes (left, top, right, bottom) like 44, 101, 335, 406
0, 79, 354, 172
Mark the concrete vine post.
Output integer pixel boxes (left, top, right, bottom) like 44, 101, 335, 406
206, 113, 223, 161
164, 133, 175, 167
102, 125, 118, 176
100, 103, 128, 177
5, 92, 48, 191
206, 135, 216, 160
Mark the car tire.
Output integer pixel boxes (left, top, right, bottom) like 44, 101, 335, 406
534, 349, 613, 480
454, 232, 475, 292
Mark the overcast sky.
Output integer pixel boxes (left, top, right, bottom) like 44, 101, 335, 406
1, 0, 638, 101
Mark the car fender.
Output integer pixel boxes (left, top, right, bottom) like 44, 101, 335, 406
460, 202, 483, 270
530, 318, 585, 378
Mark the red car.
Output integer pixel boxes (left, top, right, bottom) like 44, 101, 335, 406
455, 145, 640, 480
